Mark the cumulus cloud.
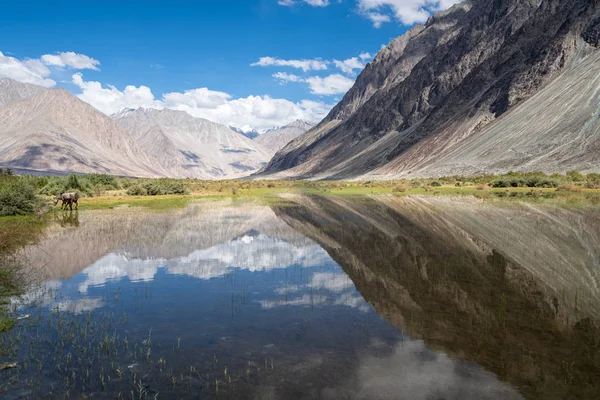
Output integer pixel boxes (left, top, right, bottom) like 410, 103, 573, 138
72, 73, 333, 130
333, 57, 365, 75
358, 0, 462, 26
0, 51, 56, 87
305, 74, 355, 95
72, 72, 162, 114
273, 72, 303, 84
251, 56, 329, 72
0, 50, 100, 88
41, 51, 100, 70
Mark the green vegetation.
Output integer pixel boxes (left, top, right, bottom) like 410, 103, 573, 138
0, 170, 45, 217
0, 215, 46, 333
125, 178, 189, 196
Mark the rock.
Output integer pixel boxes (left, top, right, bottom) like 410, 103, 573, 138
260, 0, 600, 179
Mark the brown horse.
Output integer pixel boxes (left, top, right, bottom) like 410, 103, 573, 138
54, 192, 80, 210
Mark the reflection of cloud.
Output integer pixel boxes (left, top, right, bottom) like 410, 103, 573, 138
79, 254, 163, 293
11, 281, 104, 314
259, 294, 328, 309
269, 272, 370, 311
309, 272, 353, 292
76, 234, 332, 292
55, 298, 104, 314
334, 292, 370, 312
322, 340, 523, 400
274, 285, 302, 295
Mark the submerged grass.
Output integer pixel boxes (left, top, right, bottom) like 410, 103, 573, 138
0, 215, 46, 332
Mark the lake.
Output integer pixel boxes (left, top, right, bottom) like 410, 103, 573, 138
1, 194, 599, 399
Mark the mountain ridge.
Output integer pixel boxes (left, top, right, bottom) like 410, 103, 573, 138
259, 0, 600, 179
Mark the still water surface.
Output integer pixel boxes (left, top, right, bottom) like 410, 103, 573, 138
1, 195, 599, 399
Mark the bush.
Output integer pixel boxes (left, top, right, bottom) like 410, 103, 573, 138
567, 170, 585, 182
409, 180, 422, 188
86, 174, 121, 190
38, 174, 93, 197
392, 186, 407, 193
0, 177, 40, 216
430, 181, 442, 187
126, 184, 148, 196
125, 179, 189, 196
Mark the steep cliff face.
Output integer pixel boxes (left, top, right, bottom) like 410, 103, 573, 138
260, 0, 600, 179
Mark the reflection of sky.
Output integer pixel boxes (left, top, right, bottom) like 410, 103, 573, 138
9, 213, 522, 399
15, 232, 369, 316
77, 233, 333, 293
321, 339, 524, 400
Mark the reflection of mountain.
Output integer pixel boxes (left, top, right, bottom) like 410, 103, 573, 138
77, 233, 331, 292
271, 195, 600, 400
20, 199, 328, 285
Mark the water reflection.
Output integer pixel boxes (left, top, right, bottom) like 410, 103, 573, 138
272, 194, 600, 400
2, 195, 598, 399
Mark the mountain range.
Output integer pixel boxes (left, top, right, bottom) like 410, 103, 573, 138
259, 0, 600, 179
2, 0, 599, 180
0, 78, 313, 179
253, 120, 316, 153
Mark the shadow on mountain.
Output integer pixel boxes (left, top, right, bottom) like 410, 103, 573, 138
271, 194, 600, 400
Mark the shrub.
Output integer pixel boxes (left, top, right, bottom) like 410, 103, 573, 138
86, 174, 121, 190
409, 180, 422, 188
490, 179, 509, 188
430, 181, 442, 187
0, 177, 40, 216
126, 184, 148, 196
392, 186, 407, 193
567, 170, 585, 182
38, 174, 93, 197
125, 179, 189, 196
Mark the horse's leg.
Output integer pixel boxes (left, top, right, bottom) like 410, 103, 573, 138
74, 200, 78, 210
69, 200, 73, 211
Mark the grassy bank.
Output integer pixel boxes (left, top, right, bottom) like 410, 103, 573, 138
0, 216, 45, 332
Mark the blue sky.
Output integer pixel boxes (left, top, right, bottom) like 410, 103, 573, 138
0, 0, 458, 130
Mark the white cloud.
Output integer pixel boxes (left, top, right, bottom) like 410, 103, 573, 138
72, 72, 162, 114
358, 0, 462, 26
333, 57, 365, 75
251, 56, 329, 72
273, 72, 303, 84
305, 74, 355, 95
0, 51, 56, 87
359, 52, 373, 60
72, 73, 333, 130
41, 51, 100, 70
163, 87, 231, 109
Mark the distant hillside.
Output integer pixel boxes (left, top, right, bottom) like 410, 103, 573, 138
253, 120, 315, 153
0, 78, 272, 179
112, 108, 271, 179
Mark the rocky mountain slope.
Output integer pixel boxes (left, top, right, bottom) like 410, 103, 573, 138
260, 0, 600, 179
0, 81, 158, 176
112, 108, 272, 179
253, 120, 315, 153
0, 78, 272, 178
